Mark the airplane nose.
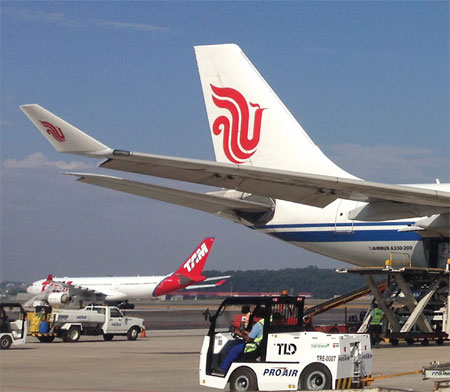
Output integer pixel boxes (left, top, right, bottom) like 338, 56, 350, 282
26, 285, 34, 294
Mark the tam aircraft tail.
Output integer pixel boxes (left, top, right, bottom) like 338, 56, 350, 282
174, 237, 215, 280
194, 44, 356, 179
153, 237, 216, 297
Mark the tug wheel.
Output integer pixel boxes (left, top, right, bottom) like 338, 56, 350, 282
299, 363, 332, 390
0, 335, 12, 350
229, 367, 258, 391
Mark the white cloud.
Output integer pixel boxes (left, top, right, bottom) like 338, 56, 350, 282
5, 7, 66, 23
97, 20, 169, 33
4, 7, 169, 33
2, 153, 94, 170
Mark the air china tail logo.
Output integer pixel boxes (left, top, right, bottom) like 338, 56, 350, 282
40, 121, 65, 142
183, 242, 209, 273
210, 84, 266, 164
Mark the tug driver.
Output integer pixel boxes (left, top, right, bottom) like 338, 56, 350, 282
220, 307, 265, 372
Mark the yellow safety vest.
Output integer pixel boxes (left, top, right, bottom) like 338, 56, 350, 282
370, 308, 383, 325
244, 319, 264, 353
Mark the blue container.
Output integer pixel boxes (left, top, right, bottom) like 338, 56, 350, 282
39, 321, 49, 334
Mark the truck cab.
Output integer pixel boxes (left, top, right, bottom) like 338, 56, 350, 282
83, 305, 143, 341
199, 295, 372, 391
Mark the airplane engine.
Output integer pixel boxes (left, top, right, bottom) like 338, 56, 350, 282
47, 292, 70, 306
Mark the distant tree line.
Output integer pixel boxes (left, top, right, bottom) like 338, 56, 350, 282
203, 266, 366, 299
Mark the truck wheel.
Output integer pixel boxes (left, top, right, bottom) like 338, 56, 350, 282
66, 327, 81, 342
127, 326, 140, 341
390, 338, 399, 346
103, 334, 114, 341
38, 336, 55, 343
0, 335, 12, 350
229, 367, 258, 392
299, 363, 332, 390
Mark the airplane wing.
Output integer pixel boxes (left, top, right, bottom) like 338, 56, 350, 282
99, 154, 450, 210
20, 104, 450, 221
65, 173, 274, 214
25, 280, 108, 308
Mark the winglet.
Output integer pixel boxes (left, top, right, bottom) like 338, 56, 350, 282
20, 104, 112, 157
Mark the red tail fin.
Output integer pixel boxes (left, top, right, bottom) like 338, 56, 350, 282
152, 238, 215, 297
175, 237, 215, 279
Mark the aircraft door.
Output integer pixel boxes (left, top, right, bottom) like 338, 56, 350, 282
334, 200, 354, 233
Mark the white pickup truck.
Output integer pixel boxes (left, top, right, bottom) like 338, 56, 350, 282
29, 305, 145, 343
200, 295, 373, 391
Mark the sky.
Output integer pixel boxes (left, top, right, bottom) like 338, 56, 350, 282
1, 1, 449, 282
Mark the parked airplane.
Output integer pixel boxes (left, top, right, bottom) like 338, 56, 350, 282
20, 44, 450, 269
26, 238, 227, 307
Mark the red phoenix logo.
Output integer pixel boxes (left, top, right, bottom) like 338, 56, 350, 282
40, 121, 65, 142
210, 84, 266, 164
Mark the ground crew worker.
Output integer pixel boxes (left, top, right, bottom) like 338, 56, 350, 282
369, 303, 384, 345
220, 307, 265, 372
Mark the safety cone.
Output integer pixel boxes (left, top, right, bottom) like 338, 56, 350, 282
141, 328, 147, 338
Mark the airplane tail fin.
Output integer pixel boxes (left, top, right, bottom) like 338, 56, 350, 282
20, 104, 112, 157
194, 44, 355, 178
174, 237, 215, 280
153, 238, 215, 297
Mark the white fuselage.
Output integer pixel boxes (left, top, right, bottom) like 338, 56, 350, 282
27, 275, 169, 301
256, 183, 450, 267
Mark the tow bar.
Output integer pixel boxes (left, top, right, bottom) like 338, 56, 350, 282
361, 361, 450, 392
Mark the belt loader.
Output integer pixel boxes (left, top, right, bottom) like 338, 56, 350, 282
200, 295, 372, 391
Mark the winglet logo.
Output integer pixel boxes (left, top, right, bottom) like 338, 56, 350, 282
210, 84, 266, 164
40, 121, 65, 142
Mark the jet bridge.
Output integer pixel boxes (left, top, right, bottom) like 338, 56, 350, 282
338, 260, 450, 346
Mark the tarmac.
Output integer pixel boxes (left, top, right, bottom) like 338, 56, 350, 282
1, 329, 449, 392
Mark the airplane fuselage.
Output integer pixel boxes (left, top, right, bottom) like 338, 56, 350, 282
256, 183, 450, 268
20, 44, 450, 272
27, 275, 169, 301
